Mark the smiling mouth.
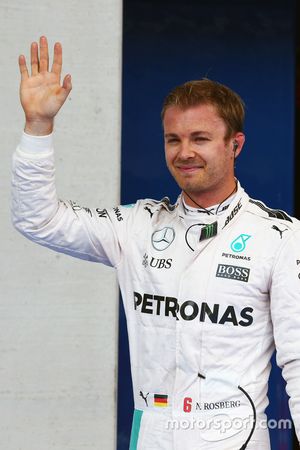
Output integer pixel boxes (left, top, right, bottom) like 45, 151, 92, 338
177, 166, 204, 173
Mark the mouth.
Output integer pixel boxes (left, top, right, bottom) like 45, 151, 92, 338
176, 165, 204, 174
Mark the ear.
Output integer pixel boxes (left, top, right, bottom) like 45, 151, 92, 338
231, 133, 245, 159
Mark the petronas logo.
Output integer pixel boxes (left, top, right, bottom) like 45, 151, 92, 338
230, 234, 251, 253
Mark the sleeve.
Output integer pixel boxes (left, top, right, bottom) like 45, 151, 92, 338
11, 132, 133, 267
270, 228, 300, 441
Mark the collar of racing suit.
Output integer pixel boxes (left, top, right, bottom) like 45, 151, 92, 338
175, 181, 249, 242
181, 191, 237, 219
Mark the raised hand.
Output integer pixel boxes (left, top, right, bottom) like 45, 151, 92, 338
18, 36, 72, 135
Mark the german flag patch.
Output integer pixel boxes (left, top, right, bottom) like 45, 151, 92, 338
154, 394, 168, 407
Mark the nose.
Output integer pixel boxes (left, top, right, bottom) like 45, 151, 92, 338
178, 141, 196, 160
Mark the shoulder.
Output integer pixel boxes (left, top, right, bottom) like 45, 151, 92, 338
95, 197, 177, 226
246, 197, 300, 231
137, 197, 177, 210
121, 197, 178, 218
241, 196, 300, 260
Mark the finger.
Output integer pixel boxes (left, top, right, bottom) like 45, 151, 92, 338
18, 55, 29, 80
31, 41, 39, 76
51, 42, 62, 78
39, 35, 49, 72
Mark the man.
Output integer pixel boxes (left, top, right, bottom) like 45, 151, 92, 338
12, 36, 300, 449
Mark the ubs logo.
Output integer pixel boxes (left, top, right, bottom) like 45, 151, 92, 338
151, 227, 175, 251
150, 258, 172, 269
142, 253, 172, 269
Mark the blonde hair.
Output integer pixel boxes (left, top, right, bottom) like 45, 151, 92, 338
161, 79, 245, 140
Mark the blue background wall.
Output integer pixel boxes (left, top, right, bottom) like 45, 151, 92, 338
118, 1, 296, 448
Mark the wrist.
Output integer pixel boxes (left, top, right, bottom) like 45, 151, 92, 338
24, 119, 54, 136
19, 131, 54, 155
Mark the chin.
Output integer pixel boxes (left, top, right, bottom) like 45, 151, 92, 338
180, 184, 204, 195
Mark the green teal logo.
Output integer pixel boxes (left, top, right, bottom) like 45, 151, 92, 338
231, 234, 251, 253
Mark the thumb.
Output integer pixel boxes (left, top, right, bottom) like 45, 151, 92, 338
62, 74, 72, 96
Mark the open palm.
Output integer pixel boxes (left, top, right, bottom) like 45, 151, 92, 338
19, 36, 72, 124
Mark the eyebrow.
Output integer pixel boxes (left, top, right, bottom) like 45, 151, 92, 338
164, 133, 179, 138
164, 131, 213, 138
190, 131, 212, 137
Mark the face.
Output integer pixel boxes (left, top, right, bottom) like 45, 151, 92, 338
163, 104, 243, 206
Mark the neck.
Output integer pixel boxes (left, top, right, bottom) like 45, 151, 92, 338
183, 179, 237, 209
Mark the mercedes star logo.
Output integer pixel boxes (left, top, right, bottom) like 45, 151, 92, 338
151, 227, 175, 251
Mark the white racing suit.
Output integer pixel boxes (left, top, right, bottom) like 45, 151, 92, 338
11, 133, 300, 449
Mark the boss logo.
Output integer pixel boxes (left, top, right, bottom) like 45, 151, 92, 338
216, 264, 250, 282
